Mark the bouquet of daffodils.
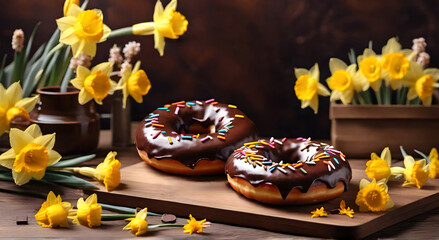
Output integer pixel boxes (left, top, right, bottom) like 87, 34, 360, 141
0, 0, 188, 189
294, 37, 439, 114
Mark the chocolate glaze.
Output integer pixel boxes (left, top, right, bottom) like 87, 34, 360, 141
135, 101, 258, 168
225, 139, 352, 200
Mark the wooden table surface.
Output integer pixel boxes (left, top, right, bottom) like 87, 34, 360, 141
0, 126, 438, 239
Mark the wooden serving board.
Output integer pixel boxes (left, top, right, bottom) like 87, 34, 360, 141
86, 157, 439, 239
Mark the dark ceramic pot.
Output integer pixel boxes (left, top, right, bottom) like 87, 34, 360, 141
30, 86, 100, 156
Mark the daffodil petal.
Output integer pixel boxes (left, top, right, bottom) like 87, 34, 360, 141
386, 198, 394, 209
70, 78, 84, 90
91, 62, 113, 76
33, 133, 56, 150
33, 171, 46, 180
340, 89, 354, 104
309, 96, 319, 114
404, 156, 415, 168
424, 68, 439, 80
370, 80, 382, 92
67, 3, 82, 17
100, 25, 112, 42
317, 83, 330, 96
6, 82, 23, 107
77, 65, 91, 80
59, 27, 79, 45
56, 16, 76, 32
85, 194, 98, 205
9, 128, 33, 153
78, 89, 93, 105
390, 166, 405, 175
154, 31, 165, 56
407, 87, 417, 101
81, 42, 97, 59
137, 208, 148, 220
164, 0, 177, 15
15, 95, 39, 112
329, 58, 348, 74
382, 37, 401, 55
359, 178, 370, 189
153, 0, 164, 21
422, 96, 432, 106
301, 100, 310, 109
24, 124, 42, 138
132, 61, 141, 74
0, 148, 16, 169
12, 170, 33, 186
47, 150, 62, 166
310, 63, 319, 81
294, 68, 309, 79
381, 147, 392, 166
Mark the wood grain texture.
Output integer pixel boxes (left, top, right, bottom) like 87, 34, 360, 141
87, 151, 439, 239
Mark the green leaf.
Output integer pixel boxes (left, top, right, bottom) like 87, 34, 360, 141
400, 146, 408, 158
49, 154, 96, 168
99, 203, 161, 216
43, 171, 99, 189
81, 0, 90, 9
414, 149, 431, 164
10, 51, 24, 85
0, 171, 13, 182
348, 48, 356, 65
101, 214, 135, 221
40, 48, 62, 87
46, 170, 74, 176
24, 22, 41, 65
51, 46, 72, 86
0, 54, 8, 85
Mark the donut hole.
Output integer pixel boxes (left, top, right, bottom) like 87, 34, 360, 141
180, 122, 216, 135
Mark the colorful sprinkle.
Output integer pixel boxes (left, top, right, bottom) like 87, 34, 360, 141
274, 140, 283, 145
235, 114, 244, 118
152, 123, 164, 128
300, 168, 307, 174
218, 129, 227, 133
333, 158, 339, 164
278, 167, 287, 174
295, 162, 303, 168
186, 102, 196, 106
200, 136, 210, 142
269, 166, 276, 172
196, 101, 203, 105
328, 165, 331, 172
171, 131, 178, 135
228, 104, 237, 108
211, 101, 218, 105
329, 161, 336, 170
205, 99, 215, 104
262, 161, 272, 165
287, 165, 296, 171
157, 107, 169, 110
226, 125, 234, 129
181, 136, 193, 140
340, 155, 346, 161
174, 107, 180, 115
218, 116, 224, 121
281, 137, 287, 142
217, 135, 226, 140
144, 122, 152, 127
168, 137, 173, 144
152, 131, 161, 139
161, 131, 166, 133
172, 101, 185, 105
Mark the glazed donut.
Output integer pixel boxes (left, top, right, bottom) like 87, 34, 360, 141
135, 100, 258, 175
225, 137, 352, 205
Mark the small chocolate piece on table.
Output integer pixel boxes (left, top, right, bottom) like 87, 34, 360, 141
16, 216, 28, 225
161, 213, 177, 223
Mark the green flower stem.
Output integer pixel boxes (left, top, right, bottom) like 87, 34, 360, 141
386, 85, 392, 104
375, 90, 382, 105
101, 214, 135, 221
99, 203, 161, 216
360, 90, 372, 105
148, 224, 184, 229
108, 27, 133, 39
355, 92, 366, 105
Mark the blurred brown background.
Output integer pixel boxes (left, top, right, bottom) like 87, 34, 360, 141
0, 0, 438, 139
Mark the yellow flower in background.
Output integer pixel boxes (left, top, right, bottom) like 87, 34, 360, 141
294, 63, 330, 114
56, 4, 111, 58
63, 0, 79, 17
117, 61, 152, 108
381, 37, 416, 90
70, 62, 117, 105
0, 82, 39, 136
356, 48, 383, 92
391, 156, 429, 189
71, 194, 102, 228
428, 148, 438, 178
35, 191, 72, 228
184, 214, 208, 234
338, 200, 354, 218
310, 207, 327, 218
365, 147, 392, 182
355, 179, 394, 212
0, 124, 61, 186
123, 208, 148, 236
327, 58, 359, 104
132, 0, 188, 56
406, 66, 439, 106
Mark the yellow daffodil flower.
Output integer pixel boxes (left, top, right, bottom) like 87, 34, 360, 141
355, 48, 383, 92
70, 62, 117, 105
117, 61, 151, 108
71, 194, 102, 228
355, 179, 394, 212
294, 63, 330, 114
183, 214, 208, 234
123, 208, 148, 236
0, 124, 61, 186
365, 147, 392, 182
391, 156, 429, 189
310, 207, 327, 218
56, 4, 111, 58
338, 200, 354, 218
381, 37, 416, 90
0, 82, 39, 136
63, 0, 79, 17
66, 151, 121, 191
132, 0, 188, 56
35, 191, 72, 228
327, 58, 360, 104
428, 148, 438, 178
406, 65, 439, 106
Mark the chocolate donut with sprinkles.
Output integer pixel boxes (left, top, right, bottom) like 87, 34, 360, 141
135, 99, 258, 175
225, 137, 352, 205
